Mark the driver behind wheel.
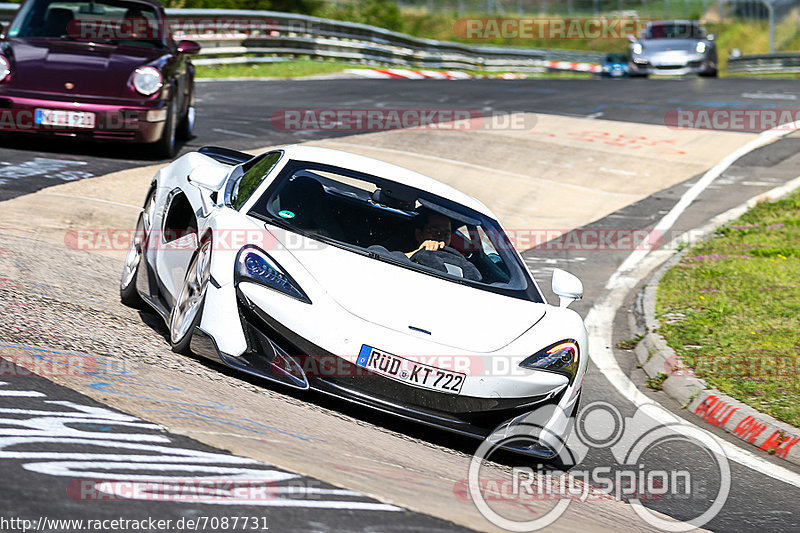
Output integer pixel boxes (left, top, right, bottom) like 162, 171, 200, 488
405, 211, 452, 258
404, 210, 482, 281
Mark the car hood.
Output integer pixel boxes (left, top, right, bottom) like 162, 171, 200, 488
4, 38, 164, 97
285, 238, 546, 353
641, 39, 701, 53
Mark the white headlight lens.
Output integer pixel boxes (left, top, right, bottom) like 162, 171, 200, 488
696, 42, 707, 54
632, 43, 643, 55
0, 55, 10, 81
133, 66, 162, 96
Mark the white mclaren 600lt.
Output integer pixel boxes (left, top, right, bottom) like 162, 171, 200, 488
120, 145, 588, 458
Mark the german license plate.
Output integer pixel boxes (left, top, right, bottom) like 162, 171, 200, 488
35, 108, 96, 128
356, 345, 465, 394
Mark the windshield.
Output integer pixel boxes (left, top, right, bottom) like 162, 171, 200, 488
248, 160, 543, 302
9, 0, 167, 48
644, 23, 704, 40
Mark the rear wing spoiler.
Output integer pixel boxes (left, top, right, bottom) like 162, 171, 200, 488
198, 146, 254, 166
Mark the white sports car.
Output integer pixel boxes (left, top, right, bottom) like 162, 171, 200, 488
120, 145, 588, 458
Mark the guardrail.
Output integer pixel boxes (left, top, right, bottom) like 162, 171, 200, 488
727, 52, 800, 74
0, 4, 604, 73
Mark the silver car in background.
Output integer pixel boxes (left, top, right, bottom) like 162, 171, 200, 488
629, 20, 717, 77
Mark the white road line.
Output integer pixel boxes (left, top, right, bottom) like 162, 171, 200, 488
741, 92, 797, 101
586, 120, 800, 488
319, 141, 640, 197
43, 193, 141, 210
212, 128, 256, 138
610, 119, 800, 282
0, 382, 45, 397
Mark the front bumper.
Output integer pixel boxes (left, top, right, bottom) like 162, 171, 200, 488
0, 90, 167, 142
629, 56, 716, 76
188, 289, 575, 459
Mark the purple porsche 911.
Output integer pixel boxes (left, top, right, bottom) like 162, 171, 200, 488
0, 0, 199, 157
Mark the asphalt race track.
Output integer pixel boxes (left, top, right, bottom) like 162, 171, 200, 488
1, 76, 800, 532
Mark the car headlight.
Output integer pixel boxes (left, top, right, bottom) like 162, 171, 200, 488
696, 42, 707, 54
632, 43, 643, 55
235, 245, 311, 303
0, 55, 10, 81
519, 340, 579, 383
132, 66, 163, 96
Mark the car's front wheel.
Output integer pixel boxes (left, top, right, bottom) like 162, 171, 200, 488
169, 237, 212, 354
120, 214, 145, 307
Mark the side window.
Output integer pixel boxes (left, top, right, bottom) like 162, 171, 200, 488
231, 152, 281, 210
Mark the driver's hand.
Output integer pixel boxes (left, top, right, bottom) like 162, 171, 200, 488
419, 240, 445, 251
406, 240, 445, 258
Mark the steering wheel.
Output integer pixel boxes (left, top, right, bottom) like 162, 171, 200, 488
410, 246, 482, 281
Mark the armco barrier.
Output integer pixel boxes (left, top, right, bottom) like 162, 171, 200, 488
728, 52, 800, 74
0, 4, 603, 73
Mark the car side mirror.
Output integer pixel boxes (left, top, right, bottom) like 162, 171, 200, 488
707, 33, 715, 41
177, 40, 201, 55
627, 34, 636, 43
552, 268, 583, 308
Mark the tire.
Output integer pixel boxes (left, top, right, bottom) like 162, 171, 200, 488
176, 90, 195, 141
169, 237, 212, 354
153, 98, 177, 159
120, 189, 155, 307
120, 214, 145, 307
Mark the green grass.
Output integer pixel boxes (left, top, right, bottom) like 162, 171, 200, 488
195, 60, 364, 79
656, 190, 800, 427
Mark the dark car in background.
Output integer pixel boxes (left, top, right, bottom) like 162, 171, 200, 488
628, 20, 717, 77
0, 0, 200, 157
601, 53, 629, 78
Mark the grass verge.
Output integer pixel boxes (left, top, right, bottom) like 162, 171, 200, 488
195, 60, 362, 79
656, 189, 800, 427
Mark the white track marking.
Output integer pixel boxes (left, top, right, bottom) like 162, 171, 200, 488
43, 193, 141, 209
0, 382, 45, 397
741, 92, 797, 100
320, 141, 639, 197
587, 120, 800, 488
610, 119, 800, 284
212, 128, 256, 138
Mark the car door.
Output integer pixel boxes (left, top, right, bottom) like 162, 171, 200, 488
154, 188, 200, 307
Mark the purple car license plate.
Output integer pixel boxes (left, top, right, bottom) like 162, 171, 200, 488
35, 108, 96, 129
356, 345, 465, 395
